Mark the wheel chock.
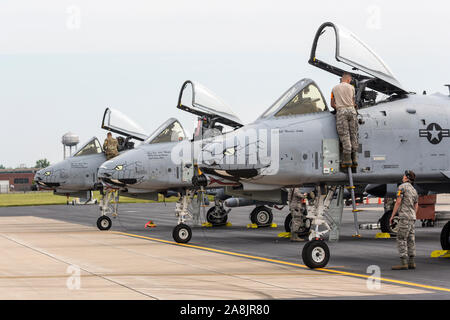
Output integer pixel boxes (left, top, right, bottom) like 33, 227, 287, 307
277, 232, 291, 238
246, 223, 276, 229
376, 232, 391, 238
202, 222, 232, 228
352, 209, 362, 213
144, 220, 157, 228
430, 250, 450, 258
352, 234, 362, 238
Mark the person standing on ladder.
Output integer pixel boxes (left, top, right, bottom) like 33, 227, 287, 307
331, 73, 359, 167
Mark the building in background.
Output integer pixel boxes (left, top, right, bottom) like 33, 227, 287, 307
0, 168, 38, 192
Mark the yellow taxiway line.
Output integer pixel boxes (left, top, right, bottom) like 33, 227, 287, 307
114, 231, 450, 294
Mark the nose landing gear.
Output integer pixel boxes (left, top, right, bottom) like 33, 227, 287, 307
97, 189, 119, 231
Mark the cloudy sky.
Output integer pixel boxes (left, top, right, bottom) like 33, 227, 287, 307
1, 0, 449, 167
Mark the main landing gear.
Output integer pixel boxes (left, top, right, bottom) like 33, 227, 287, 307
250, 206, 273, 227
301, 185, 342, 269
96, 189, 119, 231
441, 221, 450, 250
206, 198, 230, 226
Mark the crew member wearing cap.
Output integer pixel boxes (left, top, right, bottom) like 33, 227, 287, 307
390, 170, 419, 270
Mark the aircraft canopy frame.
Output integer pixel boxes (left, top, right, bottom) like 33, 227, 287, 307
309, 22, 408, 96
102, 108, 149, 141
144, 117, 188, 144
177, 80, 243, 129
73, 137, 103, 157
258, 79, 328, 119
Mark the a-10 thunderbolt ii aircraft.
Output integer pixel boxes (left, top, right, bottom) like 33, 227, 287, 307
98, 81, 284, 243
191, 21, 450, 268
34, 108, 170, 230
36, 105, 278, 234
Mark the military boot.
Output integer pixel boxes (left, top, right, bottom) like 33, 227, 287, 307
290, 232, 305, 242
351, 152, 358, 167
392, 257, 408, 270
341, 153, 352, 167
408, 257, 416, 269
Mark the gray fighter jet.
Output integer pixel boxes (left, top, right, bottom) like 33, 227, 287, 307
192, 22, 450, 268
97, 81, 281, 243
34, 108, 162, 230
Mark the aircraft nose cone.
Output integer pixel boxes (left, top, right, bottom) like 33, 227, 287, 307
33, 165, 62, 188
98, 149, 146, 186
98, 160, 118, 179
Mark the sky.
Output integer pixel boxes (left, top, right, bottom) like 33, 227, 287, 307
0, 0, 449, 168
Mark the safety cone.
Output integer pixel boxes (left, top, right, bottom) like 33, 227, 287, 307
145, 220, 157, 228
378, 198, 382, 205
365, 197, 370, 205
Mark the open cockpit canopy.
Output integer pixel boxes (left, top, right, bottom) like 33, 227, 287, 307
177, 80, 243, 129
73, 137, 103, 157
309, 22, 408, 96
102, 108, 149, 141
144, 118, 187, 144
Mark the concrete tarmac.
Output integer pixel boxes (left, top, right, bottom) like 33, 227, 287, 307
0, 195, 449, 299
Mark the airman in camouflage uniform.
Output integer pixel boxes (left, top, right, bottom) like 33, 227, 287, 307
390, 171, 419, 270
288, 188, 306, 241
103, 132, 119, 160
331, 73, 359, 167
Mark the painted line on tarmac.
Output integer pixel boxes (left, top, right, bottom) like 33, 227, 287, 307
114, 231, 450, 294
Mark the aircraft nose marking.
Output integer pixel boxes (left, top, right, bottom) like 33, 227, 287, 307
419, 123, 450, 144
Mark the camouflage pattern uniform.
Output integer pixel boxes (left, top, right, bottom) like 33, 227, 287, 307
336, 107, 358, 155
288, 188, 305, 241
396, 182, 418, 259
103, 136, 119, 160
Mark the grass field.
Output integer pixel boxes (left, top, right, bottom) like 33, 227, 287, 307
0, 191, 181, 207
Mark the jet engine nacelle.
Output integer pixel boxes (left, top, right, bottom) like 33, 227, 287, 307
365, 184, 400, 198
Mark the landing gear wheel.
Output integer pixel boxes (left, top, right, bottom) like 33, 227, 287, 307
206, 207, 228, 225
173, 224, 192, 244
97, 216, 112, 231
379, 210, 398, 235
441, 221, 450, 250
302, 240, 330, 269
250, 206, 273, 226
297, 218, 312, 237
284, 213, 292, 232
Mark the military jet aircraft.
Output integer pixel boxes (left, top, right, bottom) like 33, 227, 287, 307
97, 81, 283, 243
193, 22, 450, 268
34, 108, 162, 230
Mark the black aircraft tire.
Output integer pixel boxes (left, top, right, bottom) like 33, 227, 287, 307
302, 240, 330, 269
284, 213, 292, 232
379, 210, 397, 235
97, 216, 112, 231
250, 206, 273, 226
206, 207, 228, 225
173, 224, 192, 244
440, 221, 450, 250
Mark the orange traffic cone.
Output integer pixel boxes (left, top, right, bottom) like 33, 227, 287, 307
145, 220, 157, 228
378, 198, 382, 205
365, 197, 370, 205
